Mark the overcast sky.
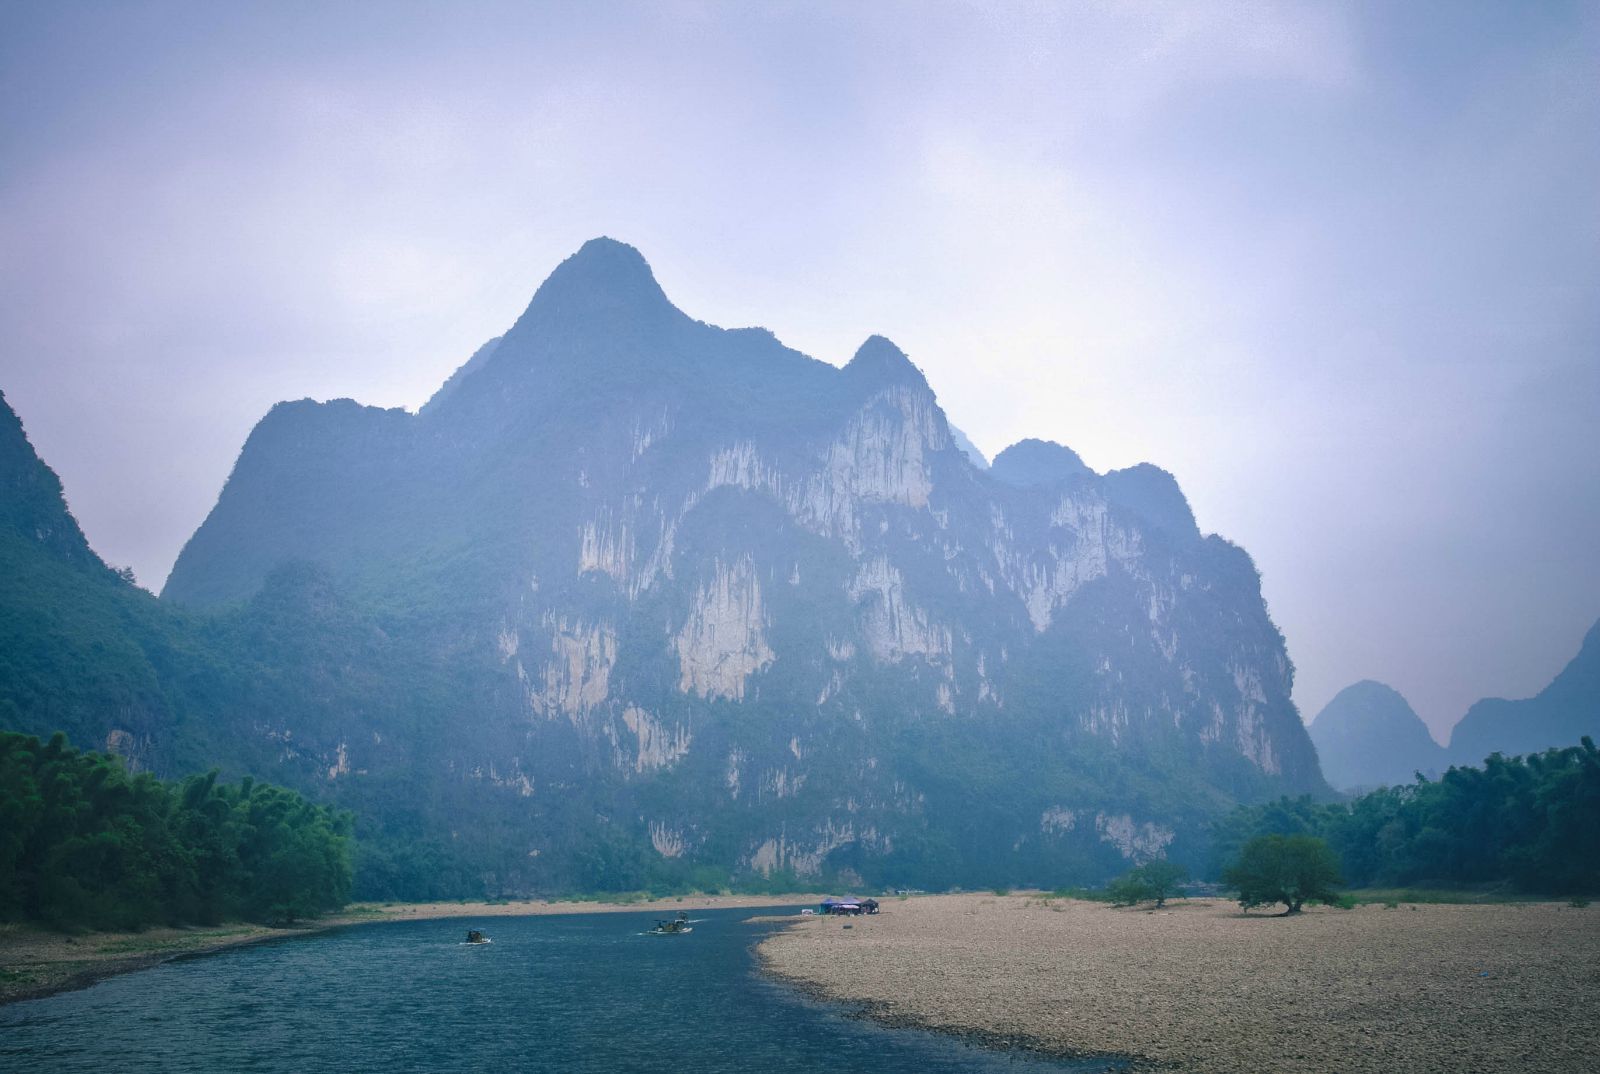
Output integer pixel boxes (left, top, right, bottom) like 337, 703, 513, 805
2, 1, 1596, 741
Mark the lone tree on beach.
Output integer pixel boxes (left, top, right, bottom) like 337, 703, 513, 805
1223, 834, 1342, 914
1108, 860, 1190, 908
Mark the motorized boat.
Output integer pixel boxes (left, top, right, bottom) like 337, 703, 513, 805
464, 929, 492, 945
650, 918, 693, 936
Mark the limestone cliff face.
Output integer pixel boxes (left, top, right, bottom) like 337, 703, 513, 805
675, 557, 774, 701
159, 238, 1326, 892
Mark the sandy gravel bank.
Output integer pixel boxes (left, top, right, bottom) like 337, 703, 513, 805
1, 893, 816, 1006
757, 894, 1600, 1073
0, 921, 300, 1006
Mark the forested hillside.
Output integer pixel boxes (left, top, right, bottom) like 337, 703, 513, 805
0, 731, 351, 928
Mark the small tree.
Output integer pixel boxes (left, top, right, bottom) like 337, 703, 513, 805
1106, 871, 1147, 907
1224, 834, 1342, 914
1134, 860, 1188, 908
1108, 860, 1189, 908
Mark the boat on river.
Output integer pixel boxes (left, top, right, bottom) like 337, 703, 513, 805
464, 929, 492, 945
650, 917, 693, 936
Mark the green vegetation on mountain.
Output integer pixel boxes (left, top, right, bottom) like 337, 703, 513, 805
0, 731, 351, 929
1, 388, 105, 573
1212, 739, 1600, 895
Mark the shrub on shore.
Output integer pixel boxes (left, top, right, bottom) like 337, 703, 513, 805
1223, 834, 1343, 914
1107, 861, 1189, 908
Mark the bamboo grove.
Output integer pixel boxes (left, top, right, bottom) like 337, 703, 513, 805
0, 732, 352, 929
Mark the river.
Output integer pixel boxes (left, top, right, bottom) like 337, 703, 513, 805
0, 906, 1120, 1072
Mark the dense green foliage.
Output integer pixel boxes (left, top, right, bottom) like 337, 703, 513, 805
1212, 739, 1600, 895
1107, 859, 1188, 908
1222, 833, 1343, 913
0, 731, 352, 929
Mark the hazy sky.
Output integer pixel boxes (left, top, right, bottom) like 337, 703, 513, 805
2, 1, 1596, 741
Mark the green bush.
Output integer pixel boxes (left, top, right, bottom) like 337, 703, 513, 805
1107, 860, 1189, 908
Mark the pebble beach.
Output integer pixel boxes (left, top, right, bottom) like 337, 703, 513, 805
757, 894, 1600, 1073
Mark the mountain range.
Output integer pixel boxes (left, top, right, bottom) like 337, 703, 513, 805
5, 238, 1328, 895
1309, 619, 1600, 791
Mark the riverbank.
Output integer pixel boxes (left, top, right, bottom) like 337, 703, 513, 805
757, 893, 1600, 1073
1, 893, 818, 1006
0, 921, 301, 1006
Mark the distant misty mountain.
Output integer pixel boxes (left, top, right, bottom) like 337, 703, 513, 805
1310, 620, 1599, 791
990, 438, 1093, 487
1308, 681, 1445, 791
5, 239, 1326, 896
947, 425, 989, 470
1447, 619, 1600, 766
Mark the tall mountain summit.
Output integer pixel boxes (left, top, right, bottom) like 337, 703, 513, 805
26, 239, 1330, 893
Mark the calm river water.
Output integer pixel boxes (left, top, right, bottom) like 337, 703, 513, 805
1, 907, 1119, 1072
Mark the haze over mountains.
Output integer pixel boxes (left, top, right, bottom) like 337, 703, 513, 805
6, 238, 1597, 893
1310, 620, 1600, 791
2, 238, 1335, 895
1308, 682, 1446, 791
